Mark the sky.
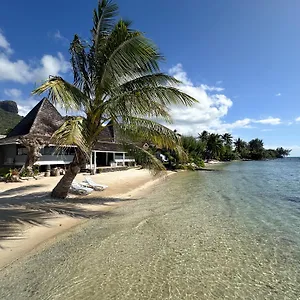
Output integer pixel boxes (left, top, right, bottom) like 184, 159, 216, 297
0, 0, 300, 155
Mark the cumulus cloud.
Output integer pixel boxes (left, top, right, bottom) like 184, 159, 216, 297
166, 64, 283, 135
167, 64, 233, 134
275, 93, 281, 97
295, 117, 300, 122
0, 31, 70, 84
4, 88, 22, 98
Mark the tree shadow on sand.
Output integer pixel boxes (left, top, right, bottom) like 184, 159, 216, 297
0, 190, 134, 247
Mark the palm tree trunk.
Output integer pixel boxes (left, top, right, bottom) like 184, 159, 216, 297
51, 150, 86, 199
19, 137, 45, 176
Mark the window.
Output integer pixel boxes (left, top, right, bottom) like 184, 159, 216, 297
17, 146, 28, 155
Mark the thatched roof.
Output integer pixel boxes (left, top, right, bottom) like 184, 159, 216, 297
7, 98, 64, 139
0, 98, 123, 152
93, 141, 124, 152
98, 122, 115, 142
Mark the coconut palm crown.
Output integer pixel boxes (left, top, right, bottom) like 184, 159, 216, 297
32, 0, 197, 198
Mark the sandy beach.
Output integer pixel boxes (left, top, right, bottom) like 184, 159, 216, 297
0, 168, 174, 270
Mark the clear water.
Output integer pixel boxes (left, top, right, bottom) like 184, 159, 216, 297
0, 159, 300, 299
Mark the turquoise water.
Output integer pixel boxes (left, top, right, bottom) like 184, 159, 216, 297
0, 159, 300, 299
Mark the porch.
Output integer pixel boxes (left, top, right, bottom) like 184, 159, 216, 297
87, 150, 135, 173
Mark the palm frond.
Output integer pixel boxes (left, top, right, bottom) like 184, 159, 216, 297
106, 93, 172, 121
114, 73, 181, 92
70, 35, 92, 96
106, 85, 196, 121
98, 21, 163, 92
92, 0, 119, 48
51, 117, 90, 157
32, 76, 89, 111
116, 117, 179, 149
122, 143, 166, 173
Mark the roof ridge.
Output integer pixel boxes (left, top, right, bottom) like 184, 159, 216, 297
29, 97, 48, 134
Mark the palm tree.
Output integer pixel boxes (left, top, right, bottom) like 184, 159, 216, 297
248, 138, 264, 160
198, 130, 209, 143
206, 133, 223, 160
234, 138, 246, 153
221, 133, 233, 147
32, 0, 196, 198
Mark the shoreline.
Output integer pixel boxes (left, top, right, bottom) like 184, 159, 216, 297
0, 169, 176, 270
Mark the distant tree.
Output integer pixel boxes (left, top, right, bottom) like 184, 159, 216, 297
221, 133, 233, 147
234, 138, 246, 153
275, 147, 291, 158
198, 130, 209, 143
206, 133, 223, 160
249, 138, 264, 160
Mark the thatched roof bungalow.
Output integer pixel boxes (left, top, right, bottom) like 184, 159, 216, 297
0, 98, 134, 170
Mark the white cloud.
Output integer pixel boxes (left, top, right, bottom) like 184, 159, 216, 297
275, 93, 281, 97
254, 117, 281, 125
17, 98, 40, 116
166, 64, 284, 135
0, 30, 13, 54
15, 97, 69, 117
295, 117, 300, 122
53, 30, 69, 44
167, 64, 233, 135
4, 88, 22, 98
216, 80, 223, 85
0, 32, 70, 84
200, 84, 224, 92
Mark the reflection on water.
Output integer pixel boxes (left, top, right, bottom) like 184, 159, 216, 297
0, 159, 300, 299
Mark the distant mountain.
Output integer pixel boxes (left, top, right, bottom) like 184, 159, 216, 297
0, 101, 22, 135
0, 100, 19, 114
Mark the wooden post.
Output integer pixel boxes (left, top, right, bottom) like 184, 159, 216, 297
94, 151, 97, 174
90, 152, 93, 171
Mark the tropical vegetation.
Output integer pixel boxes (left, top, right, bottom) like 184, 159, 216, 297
32, 0, 196, 198
167, 131, 291, 169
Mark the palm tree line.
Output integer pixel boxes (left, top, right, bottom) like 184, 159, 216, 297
171, 131, 291, 168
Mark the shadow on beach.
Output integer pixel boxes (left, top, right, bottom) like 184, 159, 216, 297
0, 188, 134, 246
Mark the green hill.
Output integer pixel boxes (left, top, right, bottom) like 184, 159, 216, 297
0, 108, 22, 135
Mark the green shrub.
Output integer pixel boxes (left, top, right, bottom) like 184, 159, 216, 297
0, 167, 10, 177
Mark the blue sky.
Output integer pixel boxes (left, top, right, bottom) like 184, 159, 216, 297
0, 0, 300, 154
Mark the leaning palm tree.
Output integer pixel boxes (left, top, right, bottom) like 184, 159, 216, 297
32, 0, 196, 199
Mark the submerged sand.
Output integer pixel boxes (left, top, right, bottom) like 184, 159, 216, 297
0, 168, 173, 269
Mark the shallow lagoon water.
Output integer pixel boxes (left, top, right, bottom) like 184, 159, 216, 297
0, 159, 300, 299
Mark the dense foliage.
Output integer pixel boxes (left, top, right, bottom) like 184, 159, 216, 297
180, 131, 291, 164
159, 131, 291, 170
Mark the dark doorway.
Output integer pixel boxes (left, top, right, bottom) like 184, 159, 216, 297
96, 152, 106, 166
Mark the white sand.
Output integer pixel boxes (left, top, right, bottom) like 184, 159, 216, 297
0, 168, 174, 269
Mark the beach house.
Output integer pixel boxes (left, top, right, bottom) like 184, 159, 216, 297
0, 98, 134, 171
